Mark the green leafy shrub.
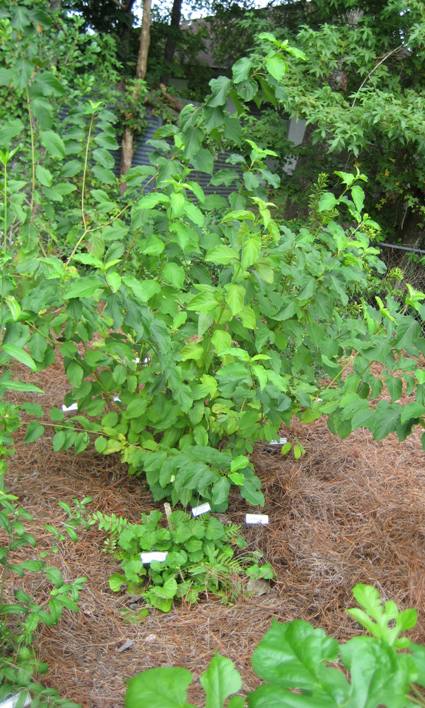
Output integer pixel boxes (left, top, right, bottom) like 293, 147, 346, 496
0, 1, 424, 517
0, 486, 85, 706
125, 583, 425, 707
0, 362, 85, 704
92, 509, 273, 612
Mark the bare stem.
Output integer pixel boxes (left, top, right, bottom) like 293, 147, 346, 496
3, 161, 7, 249
26, 89, 36, 218
81, 112, 95, 231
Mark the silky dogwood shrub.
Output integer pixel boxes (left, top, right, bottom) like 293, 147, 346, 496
60, 170, 387, 511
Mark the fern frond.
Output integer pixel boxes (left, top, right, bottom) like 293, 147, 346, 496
89, 511, 130, 538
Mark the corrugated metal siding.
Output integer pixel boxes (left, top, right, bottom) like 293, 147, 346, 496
132, 113, 164, 167
131, 114, 237, 198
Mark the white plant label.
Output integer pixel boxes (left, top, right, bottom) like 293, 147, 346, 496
140, 552, 168, 564
0, 693, 31, 708
269, 437, 287, 445
192, 502, 211, 517
113, 396, 121, 403
61, 402, 78, 412
245, 513, 269, 525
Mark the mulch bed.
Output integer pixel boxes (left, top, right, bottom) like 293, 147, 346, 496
4, 363, 425, 706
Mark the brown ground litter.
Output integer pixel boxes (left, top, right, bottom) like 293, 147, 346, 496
4, 363, 425, 706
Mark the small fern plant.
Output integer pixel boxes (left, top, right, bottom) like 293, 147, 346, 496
93, 509, 274, 611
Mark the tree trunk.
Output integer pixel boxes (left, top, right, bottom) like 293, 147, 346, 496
163, 0, 183, 69
120, 128, 134, 177
120, 0, 152, 183
136, 0, 152, 80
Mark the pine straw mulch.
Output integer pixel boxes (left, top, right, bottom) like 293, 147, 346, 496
4, 362, 425, 706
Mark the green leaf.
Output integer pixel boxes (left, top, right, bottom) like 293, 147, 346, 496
67, 361, 84, 388
265, 53, 287, 81
206, 245, 239, 265
191, 148, 214, 174
200, 655, 242, 708
184, 201, 204, 226
72, 253, 102, 268
241, 238, 261, 269
2, 344, 37, 371
208, 76, 232, 107
5, 295, 21, 321
106, 271, 122, 293
252, 619, 340, 690
20, 402, 43, 418
318, 192, 338, 212
226, 284, 245, 317
170, 192, 186, 218
109, 573, 127, 592
138, 193, 169, 210
0, 379, 43, 394
92, 165, 116, 184
232, 57, 253, 83
64, 276, 103, 299
40, 130, 66, 159
53, 430, 66, 452
92, 147, 115, 169
126, 398, 148, 419
340, 637, 412, 706
400, 401, 425, 424
351, 185, 365, 213
370, 401, 400, 440
124, 276, 161, 302
36, 164, 53, 187
125, 667, 194, 708
44, 565, 63, 586
163, 263, 185, 290
231, 455, 250, 473
24, 422, 45, 443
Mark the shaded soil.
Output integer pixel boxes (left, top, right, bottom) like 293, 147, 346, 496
5, 362, 425, 706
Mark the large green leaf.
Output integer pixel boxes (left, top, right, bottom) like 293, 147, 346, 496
125, 667, 194, 708
40, 130, 66, 159
24, 422, 45, 443
265, 53, 286, 81
252, 620, 342, 695
2, 344, 37, 371
0, 379, 43, 394
226, 284, 245, 317
124, 276, 161, 302
63, 276, 103, 300
341, 637, 414, 707
36, 164, 53, 187
208, 76, 232, 107
200, 655, 242, 708
163, 263, 185, 289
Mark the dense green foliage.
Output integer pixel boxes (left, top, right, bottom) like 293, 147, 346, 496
125, 584, 425, 707
0, 3, 424, 513
210, 0, 425, 242
92, 508, 273, 611
0, 1, 424, 703
0, 454, 85, 705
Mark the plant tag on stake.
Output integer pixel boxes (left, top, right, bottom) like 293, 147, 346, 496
269, 437, 287, 446
192, 502, 211, 517
140, 552, 168, 564
245, 513, 269, 525
61, 402, 78, 413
